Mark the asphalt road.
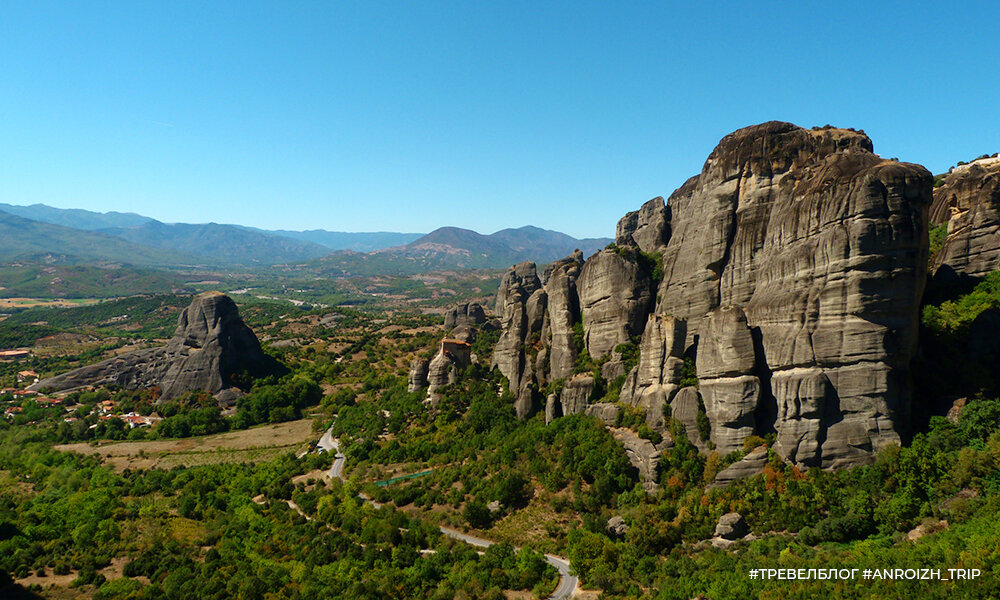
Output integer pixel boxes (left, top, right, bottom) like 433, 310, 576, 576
316, 428, 577, 599
317, 423, 346, 479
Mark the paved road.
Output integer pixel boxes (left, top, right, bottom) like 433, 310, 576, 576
317, 423, 346, 479
315, 429, 577, 599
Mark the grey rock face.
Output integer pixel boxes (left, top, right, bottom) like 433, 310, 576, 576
696, 307, 761, 454
584, 402, 620, 426
708, 446, 769, 490
426, 339, 472, 403
545, 393, 562, 425
544, 252, 584, 381
607, 515, 630, 538
620, 314, 687, 430
31, 292, 269, 401
407, 358, 430, 393
444, 302, 488, 331
650, 122, 931, 467
669, 387, 708, 452
578, 249, 654, 360
611, 428, 669, 493
560, 374, 596, 415
494, 260, 542, 316
492, 262, 542, 397
615, 196, 671, 254
714, 512, 748, 540
929, 157, 1000, 278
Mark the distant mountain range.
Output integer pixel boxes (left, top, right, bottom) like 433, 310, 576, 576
0, 203, 611, 273
295, 226, 611, 277
239, 227, 424, 252
0, 211, 203, 267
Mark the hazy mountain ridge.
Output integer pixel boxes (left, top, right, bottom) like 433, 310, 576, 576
0, 210, 205, 267
100, 222, 332, 266
0, 202, 155, 230
244, 228, 425, 252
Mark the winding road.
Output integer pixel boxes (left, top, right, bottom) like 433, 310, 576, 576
314, 424, 578, 599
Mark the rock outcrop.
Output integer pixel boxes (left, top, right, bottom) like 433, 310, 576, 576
558, 374, 596, 416
492, 261, 544, 417
543, 251, 584, 381
444, 302, 488, 331
615, 196, 670, 254
425, 339, 472, 404
707, 445, 769, 490
407, 358, 430, 393
490, 122, 931, 468
578, 249, 653, 360
31, 292, 272, 401
584, 402, 620, 426
612, 427, 671, 493
929, 156, 1000, 278
620, 314, 687, 430
670, 387, 708, 452
696, 307, 760, 454
655, 122, 931, 467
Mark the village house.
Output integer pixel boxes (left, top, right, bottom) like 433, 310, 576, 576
0, 350, 30, 361
17, 370, 39, 385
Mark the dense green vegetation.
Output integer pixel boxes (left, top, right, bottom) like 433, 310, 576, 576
6, 259, 1000, 599
337, 369, 636, 535
0, 426, 556, 599
561, 401, 1000, 599
0, 262, 183, 299
918, 271, 1000, 404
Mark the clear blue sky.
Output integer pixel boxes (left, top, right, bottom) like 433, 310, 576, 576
2, 2, 998, 238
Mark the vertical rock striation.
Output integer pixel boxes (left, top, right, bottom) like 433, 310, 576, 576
578, 249, 653, 360
619, 314, 687, 429
490, 122, 931, 468
655, 122, 931, 467
928, 157, 1000, 279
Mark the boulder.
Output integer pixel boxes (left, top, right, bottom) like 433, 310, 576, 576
584, 402, 620, 426
714, 512, 748, 540
31, 292, 273, 402
607, 515, 630, 538
708, 446, 769, 490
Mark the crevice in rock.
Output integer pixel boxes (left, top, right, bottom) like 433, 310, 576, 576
750, 326, 777, 436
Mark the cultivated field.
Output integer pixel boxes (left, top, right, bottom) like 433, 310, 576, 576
0, 297, 100, 309
54, 418, 319, 470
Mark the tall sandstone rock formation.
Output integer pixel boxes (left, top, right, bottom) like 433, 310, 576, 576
492, 121, 932, 469
31, 292, 270, 401
928, 156, 1000, 279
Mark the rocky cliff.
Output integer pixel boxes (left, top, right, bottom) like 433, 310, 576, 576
929, 156, 1000, 279
31, 292, 272, 401
492, 121, 932, 468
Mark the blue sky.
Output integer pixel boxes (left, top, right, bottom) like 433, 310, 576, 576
1, 2, 998, 238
